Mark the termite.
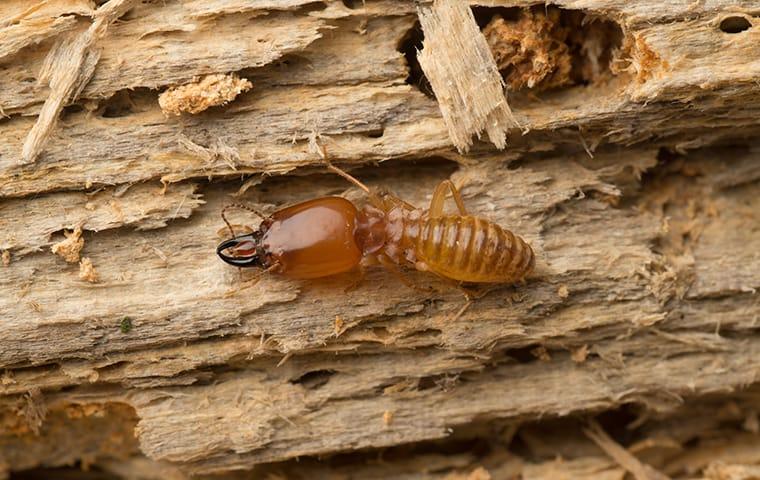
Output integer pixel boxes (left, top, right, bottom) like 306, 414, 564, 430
217, 164, 535, 299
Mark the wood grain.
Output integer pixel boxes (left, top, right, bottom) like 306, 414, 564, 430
0, 0, 759, 478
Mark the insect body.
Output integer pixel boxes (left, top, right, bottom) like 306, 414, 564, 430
217, 197, 363, 279
217, 166, 535, 288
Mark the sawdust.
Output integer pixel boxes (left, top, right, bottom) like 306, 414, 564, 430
159, 73, 252, 115
483, 7, 624, 92
1, 250, 9, 266
1, 371, 15, 386
483, 9, 573, 91
21, 0, 138, 164
78, 257, 99, 283
558, 284, 569, 299
51, 226, 84, 263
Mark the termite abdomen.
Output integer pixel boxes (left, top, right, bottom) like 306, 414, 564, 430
413, 215, 534, 284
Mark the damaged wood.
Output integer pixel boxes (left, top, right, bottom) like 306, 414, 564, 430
20, 0, 137, 164
0, 0, 759, 478
417, 0, 517, 151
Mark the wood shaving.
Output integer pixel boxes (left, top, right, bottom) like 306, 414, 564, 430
51, 226, 84, 263
417, 0, 516, 152
78, 257, 99, 283
159, 73, 252, 116
584, 420, 669, 480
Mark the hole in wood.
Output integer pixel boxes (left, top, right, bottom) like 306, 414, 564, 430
100, 89, 155, 118
417, 373, 460, 392
290, 369, 336, 390
399, 21, 435, 99
503, 345, 542, 364
719, 16, 752, 33
474, 5, 624, 93
364, 128, 384, 139
341, 0, 361, 9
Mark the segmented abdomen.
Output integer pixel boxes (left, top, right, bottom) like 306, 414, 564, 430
414, 215, 534, 283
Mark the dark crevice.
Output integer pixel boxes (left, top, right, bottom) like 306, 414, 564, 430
502, 345, 542, 364
398, 21, 434, 98
363, 127, 384, 139
290, 369, 336, 390
99, 88, 157, 119
341, 0, 361, 9
719, 16, 752, 34
417, 373, 461, 392
298, 1, 329, 13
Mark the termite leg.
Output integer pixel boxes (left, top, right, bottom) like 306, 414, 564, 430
344, 256, 378, 293
224, 262, 280, 296
378, 254, 435, 294
343, 264, 367, 293
452, 284, 497, 321
457, 283, 494, 302
246, 262, 280, 287
451, 299, 473, 323
429, 180, 467, 218
221, 203, 267, 238
430, 275, 494, 322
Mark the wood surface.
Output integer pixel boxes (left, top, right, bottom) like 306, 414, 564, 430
1, 0, 759, 478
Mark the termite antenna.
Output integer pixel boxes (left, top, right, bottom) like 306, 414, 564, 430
314, 135, 371, 194
221, 203, 267, 238
325, 162, 371, 194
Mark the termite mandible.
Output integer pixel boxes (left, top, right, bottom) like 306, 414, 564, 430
217, 164, 535, 303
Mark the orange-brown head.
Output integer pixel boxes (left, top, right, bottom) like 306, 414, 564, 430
217, 196, 365, 279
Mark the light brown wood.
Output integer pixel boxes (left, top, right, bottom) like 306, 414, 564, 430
1, 0, 759, 478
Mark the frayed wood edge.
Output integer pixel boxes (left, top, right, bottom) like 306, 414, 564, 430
20, 0, 138, 164
417, 0, 518, 153
584, 419, 671, 480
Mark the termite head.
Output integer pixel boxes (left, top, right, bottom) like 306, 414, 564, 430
216, 233, 266, 268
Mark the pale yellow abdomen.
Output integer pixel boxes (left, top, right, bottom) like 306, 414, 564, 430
414, 215, 534, 284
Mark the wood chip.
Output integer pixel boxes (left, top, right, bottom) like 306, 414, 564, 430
584, 420, 670, 480
51, 226, 84, 263
78, 257, 99, 283
159, 73, 252, 116
417, 0, 517, 152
